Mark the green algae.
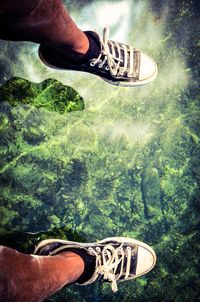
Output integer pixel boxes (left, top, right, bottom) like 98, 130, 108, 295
0, 77, 84, 114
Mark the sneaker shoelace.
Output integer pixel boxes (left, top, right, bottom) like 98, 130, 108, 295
90, 27, 136, 78
88, 243, 133, 292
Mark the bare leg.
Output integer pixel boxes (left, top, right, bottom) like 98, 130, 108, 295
0, 245, 84, 302
0, 0, 158, 86
0, 0, 89, 60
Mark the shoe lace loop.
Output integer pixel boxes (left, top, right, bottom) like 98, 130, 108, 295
90, 243, 132, 292
91, 27, 135, 78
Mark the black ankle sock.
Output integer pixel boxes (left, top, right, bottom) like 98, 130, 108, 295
81, 31, 101, 62
63, 31, 101, 65
68, 248, 96, 284
39, 31, 101, 67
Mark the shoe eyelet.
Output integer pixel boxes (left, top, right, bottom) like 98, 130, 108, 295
98, 64, 103, 68
105, 66, 109, 70
127, 246, 131, 251
128, 73, 132, 77
90, 62, 95, 67
96, 247, 101, 252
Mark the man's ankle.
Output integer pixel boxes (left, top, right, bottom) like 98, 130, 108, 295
54, 32, 89, 63
48, 31, 101, 64
61, 248, 96, 284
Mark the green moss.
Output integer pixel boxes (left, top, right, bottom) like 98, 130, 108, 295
0, 77, 84, 114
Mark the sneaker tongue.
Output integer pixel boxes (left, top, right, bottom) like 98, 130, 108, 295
107, 42, 132, 75
97, 243, 137, 281
115, 249, 137, 278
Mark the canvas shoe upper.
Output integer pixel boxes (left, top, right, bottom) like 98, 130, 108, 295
39, 27, 157, 87
34, 236, 156, 292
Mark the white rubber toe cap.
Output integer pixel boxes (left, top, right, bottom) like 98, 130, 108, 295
136, 245, 156, 276
139, 53, 158, 82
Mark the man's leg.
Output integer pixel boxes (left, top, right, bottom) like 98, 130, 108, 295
0, 237, 156, 300
0, 0, 157, 86
0, 245, 84, 302
0, 0, 90, 61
